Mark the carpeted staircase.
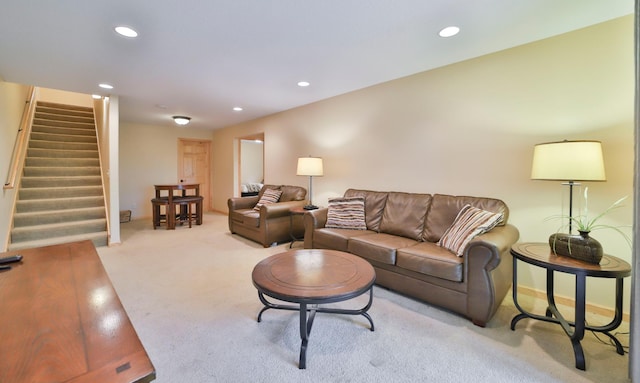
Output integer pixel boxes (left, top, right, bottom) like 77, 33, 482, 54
8, 101, 108, 250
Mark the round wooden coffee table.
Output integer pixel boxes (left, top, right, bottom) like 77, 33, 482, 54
252, 249, 376, 369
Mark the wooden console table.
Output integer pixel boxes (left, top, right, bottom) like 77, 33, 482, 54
0, 240, 155, 383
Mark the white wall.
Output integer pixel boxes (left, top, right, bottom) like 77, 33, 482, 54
0, 81, 30, 251
39, 88, 93, 107
119, 122, 213, 219
210, 16, 635, 312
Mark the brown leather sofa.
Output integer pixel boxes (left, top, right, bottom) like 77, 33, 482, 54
228, 185, 307, 247
303, 188, 519, 327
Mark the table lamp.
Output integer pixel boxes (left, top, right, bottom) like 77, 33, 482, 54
297, 156, 323, 210
531, 140, 606, 233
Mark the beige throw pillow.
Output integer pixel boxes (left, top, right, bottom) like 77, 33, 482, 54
325, 197, 367, 230
437, 204, 503, 256
253, 188, 282, 211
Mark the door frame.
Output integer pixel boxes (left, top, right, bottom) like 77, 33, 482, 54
236, 133, 264, 196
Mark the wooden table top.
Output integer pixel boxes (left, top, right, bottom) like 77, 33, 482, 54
511, 242, 631, 278
252, 249, 376, 304
0, 240, 155, 383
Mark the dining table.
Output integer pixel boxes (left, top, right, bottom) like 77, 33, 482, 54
153, 183, 202, 229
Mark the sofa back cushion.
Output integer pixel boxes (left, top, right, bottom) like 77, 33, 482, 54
258, 185, 306, 202
423, 194, 508, 242
344, 189, 389, 232
379, 192, 432, 241
280, 185, 307, 202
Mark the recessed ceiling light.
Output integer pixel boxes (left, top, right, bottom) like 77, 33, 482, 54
297, 81, 310, 87
99, 83, 113, 89
173, 116, 191, 125
439, 26, 460, 38
233, 107, 243, 111
115, 26, 138, 38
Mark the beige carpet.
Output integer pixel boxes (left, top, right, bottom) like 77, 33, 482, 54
97, 213, 631, 383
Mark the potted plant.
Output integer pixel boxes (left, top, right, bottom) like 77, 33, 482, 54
547, 187, 630, 264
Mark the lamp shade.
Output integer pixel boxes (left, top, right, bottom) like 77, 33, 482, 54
531, 140, 606, 182
296, 157, 323, 176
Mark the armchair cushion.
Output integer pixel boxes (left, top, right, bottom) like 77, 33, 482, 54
253, 188, 282, 211
437, 204, 503, 256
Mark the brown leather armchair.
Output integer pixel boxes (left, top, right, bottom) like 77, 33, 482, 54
228, 185, 307, 247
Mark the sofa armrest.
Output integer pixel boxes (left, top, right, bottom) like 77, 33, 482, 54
228, 196, 259, 211
259, 200, 306, 219
464, 223, 520, 326
303, 208, 328, 248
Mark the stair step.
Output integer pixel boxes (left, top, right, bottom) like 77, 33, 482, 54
30, 131, 97, 143
34, 111, 94, 124
21, 176, 102, 188
32, 124, 97, 137
32, 118, 94, 129
26, 157, 100, 168
11, 218, 107, 242
37, 101, 93, 113
29, 139, 97, 151
19, 185, 103, 200
13, 207, 106, 227
8, 231, 108, 251
36, 104, 94, 118
27, 147, 98, 159
16, 196, 104, 212
23, 166, 101, 177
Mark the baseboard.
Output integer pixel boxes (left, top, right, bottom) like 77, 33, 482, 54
516, 284, 630, 324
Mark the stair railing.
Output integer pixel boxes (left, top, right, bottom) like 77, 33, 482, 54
4, 86, 37, 190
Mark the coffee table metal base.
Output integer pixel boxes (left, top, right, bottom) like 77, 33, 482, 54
256, 288, 374, 369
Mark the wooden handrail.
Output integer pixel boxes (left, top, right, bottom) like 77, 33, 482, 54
4, 86, 37, 190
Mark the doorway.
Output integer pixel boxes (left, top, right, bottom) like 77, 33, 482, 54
178, 138, 211, 211
237, 133, 264, 197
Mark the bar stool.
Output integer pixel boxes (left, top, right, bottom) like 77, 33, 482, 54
173, 196, 203, 228
151, 197, 170, 229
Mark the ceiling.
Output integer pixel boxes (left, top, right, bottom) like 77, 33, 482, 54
0, 1, 633, 130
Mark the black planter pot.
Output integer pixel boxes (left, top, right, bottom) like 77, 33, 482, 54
548, 231, 603, 264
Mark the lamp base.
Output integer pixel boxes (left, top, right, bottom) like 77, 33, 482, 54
303, 205, 318, 210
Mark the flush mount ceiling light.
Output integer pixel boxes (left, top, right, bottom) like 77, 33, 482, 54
233, 107, 243, 111
115, 25, 138, 38
297, 81, 310, 87
98, 83, 113, 89
172, 116, 191, 125
439, 26, 460, 37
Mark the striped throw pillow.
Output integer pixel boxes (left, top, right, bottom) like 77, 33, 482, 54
437, 204, 503, 256
253, 188, 282, 211
325, 197, 367, 230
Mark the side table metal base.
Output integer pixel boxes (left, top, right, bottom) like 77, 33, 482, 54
511, 254, 627, 371
256, 288, 375, 369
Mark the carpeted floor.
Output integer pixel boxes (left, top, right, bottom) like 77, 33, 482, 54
97, 213, 631, 383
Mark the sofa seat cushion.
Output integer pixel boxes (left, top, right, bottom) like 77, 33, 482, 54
396, 242, 463, 283
230, 209, 260, 227
313, 228, 375, 252
348, 233, 419, 265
